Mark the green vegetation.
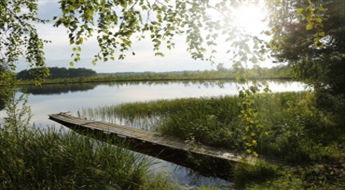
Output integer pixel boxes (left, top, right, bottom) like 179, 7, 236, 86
80, 92, 317, 160
17, 67, 97, 80
267, 0, 345, 133
10, 66, 292, 86
81, 92, 345, 188
0, 73, 219, 189
0, 127, 156, 189
233, 161, 279, 189
1, 0, 344, 189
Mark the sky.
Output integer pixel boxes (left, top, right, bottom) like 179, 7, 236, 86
16, 0, 273, 73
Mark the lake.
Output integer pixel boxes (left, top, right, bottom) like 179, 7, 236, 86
0, 80, 306, 188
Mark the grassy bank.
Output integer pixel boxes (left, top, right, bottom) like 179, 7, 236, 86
0, 126, 196, 189
80, 92, 345, 189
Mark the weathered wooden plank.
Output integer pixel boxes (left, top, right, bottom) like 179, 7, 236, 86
49, 112, 285, 165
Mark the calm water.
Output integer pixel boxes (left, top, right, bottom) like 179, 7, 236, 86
0, 80, 306, 188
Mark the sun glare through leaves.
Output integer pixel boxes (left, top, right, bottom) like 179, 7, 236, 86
233, 2, 266, 34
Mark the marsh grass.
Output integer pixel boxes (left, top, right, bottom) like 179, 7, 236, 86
233, 160, 279, 189
78, 91, 345, 189
81, 106, 163, 131
0, 126, 183, 189
80, 92, 344, 162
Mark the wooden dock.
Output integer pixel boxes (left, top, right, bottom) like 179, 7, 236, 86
49, 113, 285, 166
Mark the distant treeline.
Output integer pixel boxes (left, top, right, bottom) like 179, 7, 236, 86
13, 65, 293, 85
99, 65, 292, 78
98, 70, 199, 76
17, 67, 97, 80
99, 65, 292, 79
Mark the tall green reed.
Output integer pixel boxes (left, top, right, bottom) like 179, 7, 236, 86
80, 92, 332, 161
0, 127, 155, 189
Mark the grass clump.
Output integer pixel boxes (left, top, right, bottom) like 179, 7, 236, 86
232, 160, 279, 189
0, 126, 170, 190
156, 96, 240, 148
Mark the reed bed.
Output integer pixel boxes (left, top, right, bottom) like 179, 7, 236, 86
77, 91, 345, 189
80, 92, 338, 161
0, 126, 188, 189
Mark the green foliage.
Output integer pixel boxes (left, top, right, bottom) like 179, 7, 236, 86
52, 0, 245, 66
0, 95, 5, 110
0, 0, 296, 159
0, 72, 32, 138
1, 0, 272, 82
244, 173, 304, 190
296, 0, 325, 48
2, 0, 246, 81
233, 160, 279, 189
0, 0, 50, 81
2, 0, 344, 187
265, 0, 345, 111
266, 0, 329, 55
0, 71, 8, 110
216, 63, 227, 72
262, 1, 345, 164
237, 81, 268, 157
245, 160, 345, 190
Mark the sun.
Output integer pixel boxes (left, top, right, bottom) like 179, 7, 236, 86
233, 3, 266, 34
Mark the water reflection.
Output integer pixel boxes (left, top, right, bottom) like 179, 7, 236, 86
20, 83, 98, 95
18, 79, 304, 96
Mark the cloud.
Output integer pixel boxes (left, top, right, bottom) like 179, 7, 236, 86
37, 0, 61, 20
